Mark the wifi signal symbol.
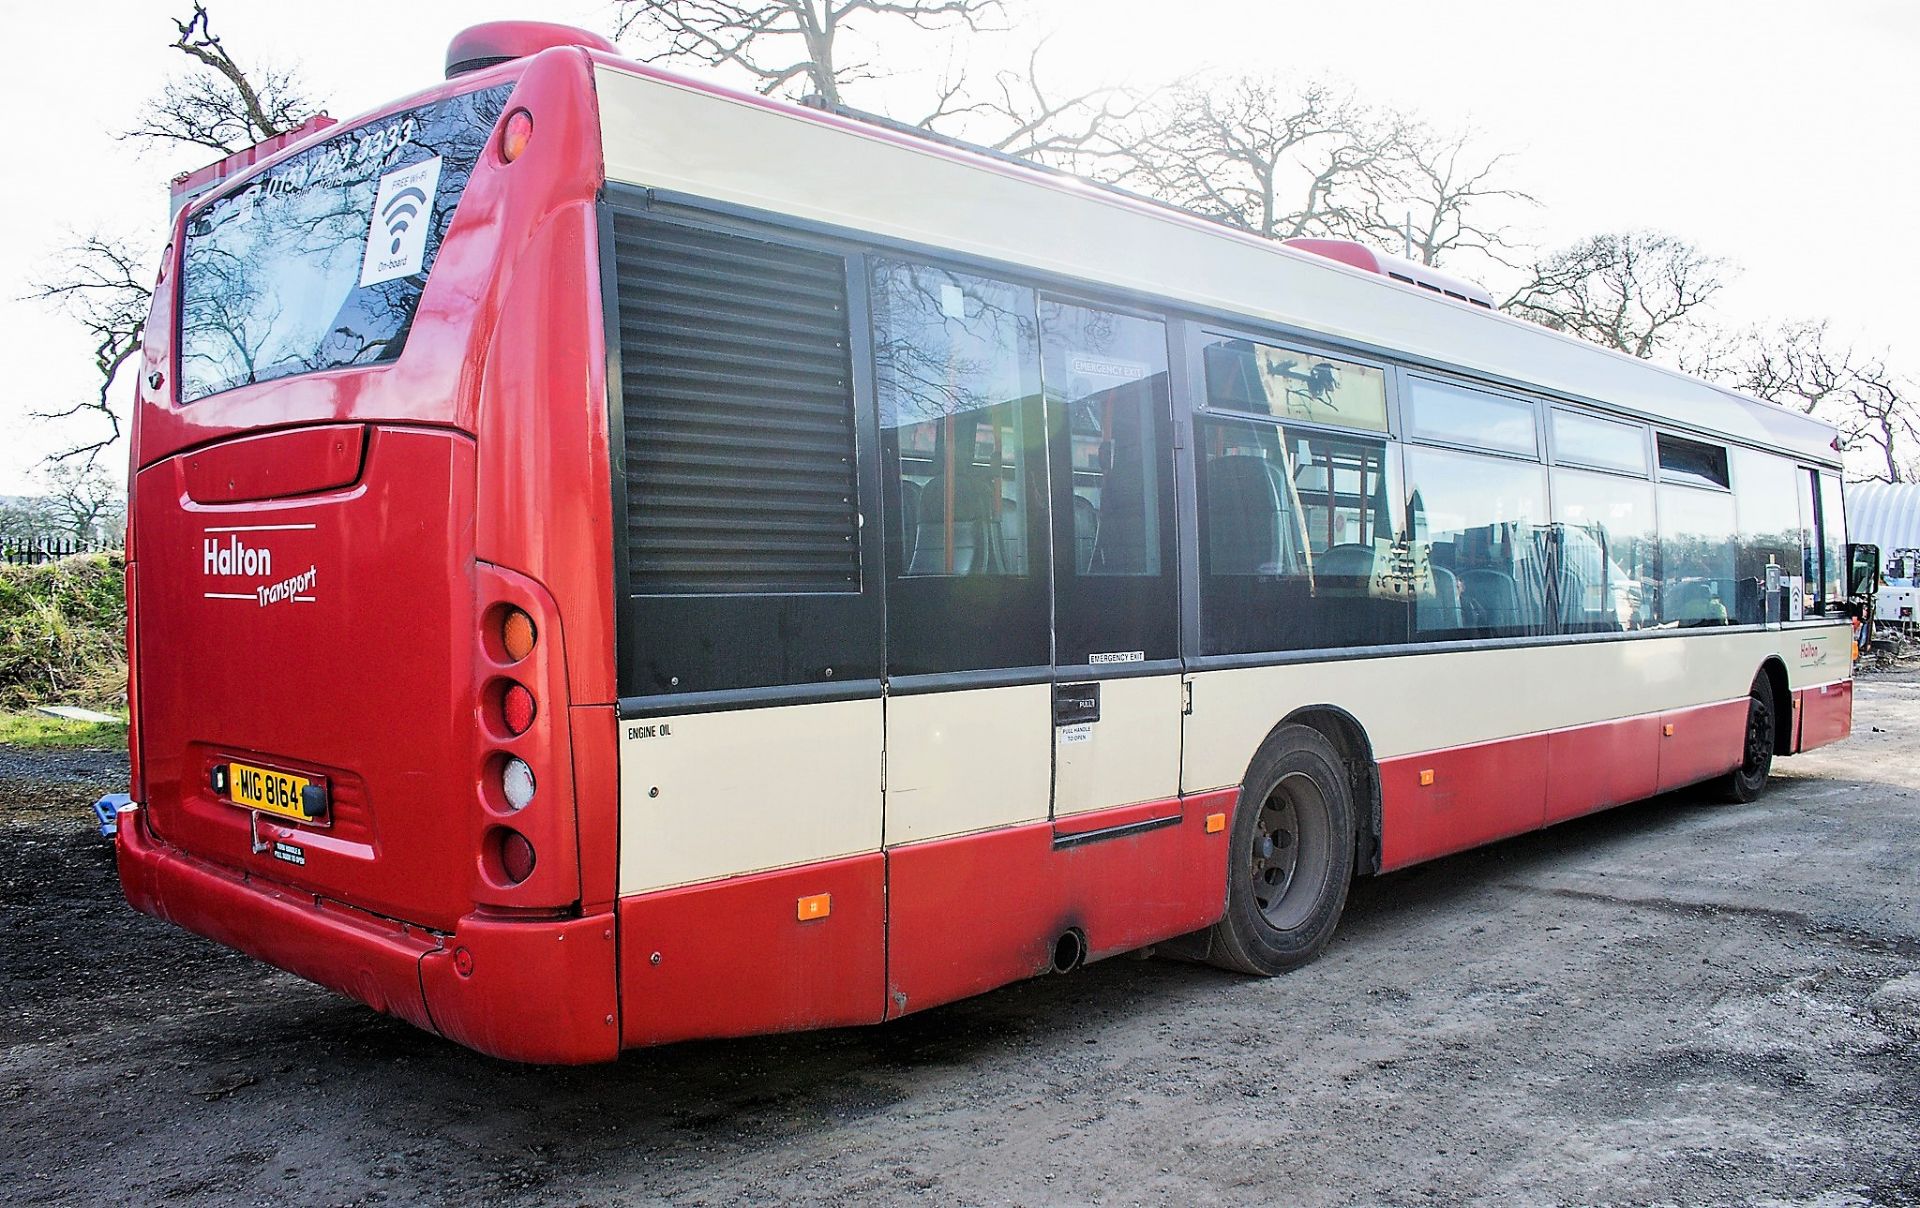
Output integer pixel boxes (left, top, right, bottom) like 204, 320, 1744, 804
380, 186, 429, 254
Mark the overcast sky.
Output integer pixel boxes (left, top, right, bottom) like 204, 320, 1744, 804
2, 0, 1913, 495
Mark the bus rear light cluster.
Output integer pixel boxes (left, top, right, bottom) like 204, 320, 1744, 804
482, 600, 543, 888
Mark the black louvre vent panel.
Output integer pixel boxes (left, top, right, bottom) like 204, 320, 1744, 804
614, 216, 860, 595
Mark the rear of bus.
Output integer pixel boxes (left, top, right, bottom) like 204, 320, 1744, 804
116, 28, 625, 1063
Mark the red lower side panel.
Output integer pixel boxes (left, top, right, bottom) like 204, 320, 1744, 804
1544, 715, 1662, 825
1379, 698, 1753, 872
1656, 698, 1749, 792
617, 853, 886, 1047
1798, 680, 1854, 751
1377, 734, 1550, 871
884, 790, 1234, 1019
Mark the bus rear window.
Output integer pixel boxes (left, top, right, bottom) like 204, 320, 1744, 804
177, 84, 511, 403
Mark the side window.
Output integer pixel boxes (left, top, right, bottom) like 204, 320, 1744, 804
1552, 468, 1657, 633
1730, 447, 1803, 624
1551, 408, 1650, 475
1656, 485, 1738, 627
1405, 377, 1537, 456
872, 259, 1049, 675
1195, 416, 1408, 654
1041, 300, 1177, 664
1657, 434, 1731, 489
1820, 472, 1848, 607
1798, 468, 1821, 615
1200, 336, 1388, 431
1406, 446, 1551, 640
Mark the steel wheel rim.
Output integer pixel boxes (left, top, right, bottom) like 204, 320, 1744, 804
1252, 770, 1330, 931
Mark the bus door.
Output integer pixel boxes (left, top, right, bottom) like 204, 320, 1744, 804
1040, 298, 1183, 820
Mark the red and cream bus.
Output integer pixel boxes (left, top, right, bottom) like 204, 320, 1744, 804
118, 21, 1859, 1064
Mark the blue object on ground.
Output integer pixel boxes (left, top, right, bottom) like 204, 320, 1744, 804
93, 793, 131, 839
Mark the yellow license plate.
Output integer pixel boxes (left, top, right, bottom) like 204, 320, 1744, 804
226, 761, 312, 821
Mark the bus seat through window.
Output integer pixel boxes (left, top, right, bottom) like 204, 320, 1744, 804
910, 467, 1005, 575
1206, 455, 1303, 576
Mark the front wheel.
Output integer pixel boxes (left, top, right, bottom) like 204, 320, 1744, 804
1714, 674, 1777, 804
1205, 724, 1355, 976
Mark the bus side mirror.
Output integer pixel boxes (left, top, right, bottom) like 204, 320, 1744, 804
1849, 543, 1881, 599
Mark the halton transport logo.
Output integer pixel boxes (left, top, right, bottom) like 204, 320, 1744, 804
200, 525, 318, 608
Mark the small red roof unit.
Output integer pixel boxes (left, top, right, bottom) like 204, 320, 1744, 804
445, 22, 618, 78
1283, 237, 1495, 308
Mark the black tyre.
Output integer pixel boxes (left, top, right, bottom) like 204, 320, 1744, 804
1205, 724, 1355, 976
1713, 673, 1776, 804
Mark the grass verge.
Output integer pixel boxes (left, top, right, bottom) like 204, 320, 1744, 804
0, 710, 126, 750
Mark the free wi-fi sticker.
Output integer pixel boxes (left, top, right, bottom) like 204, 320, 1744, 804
359, 156, 443, 287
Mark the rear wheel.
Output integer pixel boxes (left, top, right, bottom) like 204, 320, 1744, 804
1206, 725, 1355, 976
1714, 674, 1777, 804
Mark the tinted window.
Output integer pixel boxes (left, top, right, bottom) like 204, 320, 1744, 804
1553, 409, 1649, 475
1195, 417, 1409, 653
1799, 468, 1820, 616
1042, 301, 1177, 664
1406, 447, 1551, 639
1657, 434, 1731, 488
1405, 377, 1537, 456
1552, 468, 1657, 632
1657, 485, 1738, 626
179, 85, 511, 403
1201, 337, 1388, 431
873, 260, 1049, 674
1730, 447, 1803, 624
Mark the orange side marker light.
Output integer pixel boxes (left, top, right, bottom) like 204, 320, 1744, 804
1418, 769, 1435, 786
1663, 723, 1675, 737
797, 893, 832, 921
1205, 812, 1226, 834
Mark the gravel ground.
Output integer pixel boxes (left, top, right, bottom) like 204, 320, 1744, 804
3, 678, 1919, 1207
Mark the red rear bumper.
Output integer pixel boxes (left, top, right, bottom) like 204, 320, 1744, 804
116, 806, 618, 1064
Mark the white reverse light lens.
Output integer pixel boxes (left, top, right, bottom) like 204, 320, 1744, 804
502, 757, 536, 811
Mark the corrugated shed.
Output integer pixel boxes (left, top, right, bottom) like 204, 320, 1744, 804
1847, 482, 1920, 553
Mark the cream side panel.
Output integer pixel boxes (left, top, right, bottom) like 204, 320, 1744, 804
618, 699, 881, 896
1053, 674, 1182, 817
1183, 626, 1851, 794
595, 65, 1837, 465
885, 684, 1049, 844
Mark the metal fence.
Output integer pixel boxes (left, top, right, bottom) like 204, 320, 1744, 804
0, 537, 124, 566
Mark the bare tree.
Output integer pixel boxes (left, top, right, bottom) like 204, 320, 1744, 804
1355, 126, 1535, 268
37, 462, 127, 540
27, 4, 320, 468
1502, 231, 1730, 360
1682, 318, 1853, 414
26, 236, 154, 465
1111, 77, 1399, 242
613, 0, 1004, 108
1829, 360, 1920, 484
125, 2, 316, 153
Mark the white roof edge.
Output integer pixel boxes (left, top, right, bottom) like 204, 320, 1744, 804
592, 61, 1842, 467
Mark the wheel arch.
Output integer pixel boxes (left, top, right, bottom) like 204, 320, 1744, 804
1757, 656, 1792, 755
1274, 704, 1382, 876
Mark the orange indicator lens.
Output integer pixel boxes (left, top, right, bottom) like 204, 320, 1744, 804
502, 608, 536, 661
500, 108, 533, 162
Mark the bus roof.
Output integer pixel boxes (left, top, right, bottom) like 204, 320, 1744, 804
588, 51, 1841, 468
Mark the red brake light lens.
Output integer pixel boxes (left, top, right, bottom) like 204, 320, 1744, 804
502, 682, 536, 735
500, 109, 533, 162
498, 828, 536, 884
